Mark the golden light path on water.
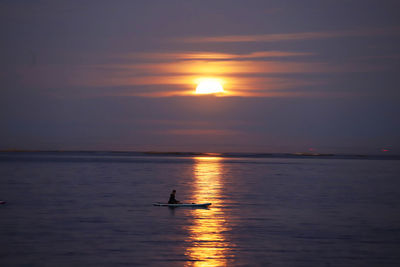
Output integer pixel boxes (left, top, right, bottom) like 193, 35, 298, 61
185, 157, 234, 266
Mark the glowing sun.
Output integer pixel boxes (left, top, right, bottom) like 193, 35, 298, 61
195, 78, 224, 94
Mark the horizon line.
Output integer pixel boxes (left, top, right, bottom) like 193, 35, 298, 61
0, 149, 398, 158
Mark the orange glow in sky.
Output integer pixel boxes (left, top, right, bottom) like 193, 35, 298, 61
75, 49, 343, 97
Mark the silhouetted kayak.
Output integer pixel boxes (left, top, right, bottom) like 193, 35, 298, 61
153, 202, 211, 207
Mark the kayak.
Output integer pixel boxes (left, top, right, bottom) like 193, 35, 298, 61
153, 202, 211, 207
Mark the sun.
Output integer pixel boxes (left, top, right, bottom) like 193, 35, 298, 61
195, 78, 224, 94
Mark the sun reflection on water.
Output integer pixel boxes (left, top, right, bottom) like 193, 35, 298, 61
185, 157, 233, 266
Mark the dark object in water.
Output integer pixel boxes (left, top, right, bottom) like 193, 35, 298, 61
153, 202, 211, 207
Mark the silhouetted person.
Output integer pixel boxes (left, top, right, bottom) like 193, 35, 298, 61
168, 189, 180, 204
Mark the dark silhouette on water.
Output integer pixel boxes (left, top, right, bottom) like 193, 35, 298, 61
168, 189, 180, 204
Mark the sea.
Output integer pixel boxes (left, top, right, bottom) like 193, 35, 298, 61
0, 151, 400, 266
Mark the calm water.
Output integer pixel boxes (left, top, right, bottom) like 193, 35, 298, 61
1, 152, 400, 266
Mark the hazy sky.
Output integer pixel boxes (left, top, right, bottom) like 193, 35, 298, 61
1, 0, 399, 153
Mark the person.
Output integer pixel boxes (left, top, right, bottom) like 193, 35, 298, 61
168, 189, 180, 204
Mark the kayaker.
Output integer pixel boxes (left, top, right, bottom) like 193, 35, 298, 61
168, 189, 180, 204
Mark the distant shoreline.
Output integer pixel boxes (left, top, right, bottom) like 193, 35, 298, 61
0, 150, 399, 160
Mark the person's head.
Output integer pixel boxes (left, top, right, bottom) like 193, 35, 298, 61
172, 190, 176, 194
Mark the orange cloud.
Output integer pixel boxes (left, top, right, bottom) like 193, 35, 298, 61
21, 47, 382, 98
166, 129, 241, 136
79, 58, 331, 97
176, 27, 400, 43
103, 62, 294, 77
127, 51, 313, 61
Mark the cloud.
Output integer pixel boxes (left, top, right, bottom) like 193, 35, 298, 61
75, 59, 332, 97
165, 129, 241, 136
176, 27, 400, 43
17, 48, 382, 98
127, 51, 313, 61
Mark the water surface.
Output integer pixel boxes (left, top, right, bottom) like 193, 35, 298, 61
0, 152, 399, 266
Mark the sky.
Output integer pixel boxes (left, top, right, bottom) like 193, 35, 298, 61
1, 0, 400, 154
